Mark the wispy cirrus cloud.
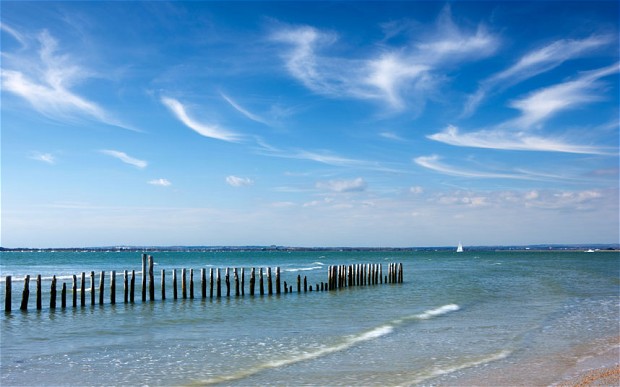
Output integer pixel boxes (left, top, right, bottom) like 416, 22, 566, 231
428, 125, 616, 156
414, 154, 567, 181
271, 5, 498, 112
221, 93, 271, 126
1, 27, 138, 131
430, 63, 620, 155
161, 96, 241, 142
226, 175, 254, 187
463, 34, 615, 116
100, 150, 148, 169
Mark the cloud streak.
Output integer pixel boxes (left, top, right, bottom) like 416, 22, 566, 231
226, 175, 254, 187
1, 28, 137, 131
161, 97, 241, 142
100, 150, 148, 169
221, 93, 270, 126
148, 178, 171, 187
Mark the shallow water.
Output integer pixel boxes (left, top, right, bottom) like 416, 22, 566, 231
1, 250, 618, 386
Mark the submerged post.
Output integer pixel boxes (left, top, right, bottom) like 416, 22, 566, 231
130, 270, 135, 303
161, 269, 166, 300
141, 254, 147, 302
182, 268, 187, 299
275, 267, 281, 295
172, 269, 178, 300
250, 268, 255, 296
72, 274, 77, 308
216, 268, 221, 298
99, 271, 105, 305
209, 268, 214, 298
124, 270, 129, 303
110, 271, 116, 305
90, 271, 95, 306
201, 269, 206, 299
234, 268, 239, 297
225, 268, 230, 297
61, 282, 67, 308
36, 275, 42, 310
267, 267, 272, 296
189, 269, 194, 299
259, 268, 264, 296
148, 256, 154, 301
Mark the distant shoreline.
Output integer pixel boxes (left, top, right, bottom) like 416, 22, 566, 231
1, 244, 618, 253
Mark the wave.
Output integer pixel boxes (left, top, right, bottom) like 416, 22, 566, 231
193, 304, 460, 385
283, 266, 323, 273
408, 349, 512, 385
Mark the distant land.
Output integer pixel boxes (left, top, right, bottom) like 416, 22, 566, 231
1, 244, 618, 252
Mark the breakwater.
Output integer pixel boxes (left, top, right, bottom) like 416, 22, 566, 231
3, 254, 403, 312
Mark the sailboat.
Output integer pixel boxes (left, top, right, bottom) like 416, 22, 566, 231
456, 242, 463, 253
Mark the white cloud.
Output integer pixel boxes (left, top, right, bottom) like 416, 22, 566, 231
226, 175, 254, 187
148, 178, 171, 187
410, 186, 424, 194
161, 96, 241, 142
271, 6, 498, 112
463, 34, 615, 115
221, 93, 270, 126
29, 152, 55, 164
1, 28, 137, 131
428, 125, 616, 155
100, 149, 148, 169
316, 177, 367, 192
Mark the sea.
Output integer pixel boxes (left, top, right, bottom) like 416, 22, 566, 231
0, 249, 618, 386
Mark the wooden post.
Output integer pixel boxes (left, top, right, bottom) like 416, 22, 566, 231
5, 276, 11, 312
36, 274, 42, 310
209, 268, 214, 298
99, 271, 105, 305
250, 268, 255, 296
61, 282, 67, 308
297, 275, 301, 293
399, 263, 403, 283
130, 270, 135, 303
284, 281, 288, 294
81, 272, 86, 307
20, 275, 30, 311
303, 276, 308, 292
72, 275, 77, 308
327, 265, 332, 290
259, 268, 265, 296
141, 254, 147, 302
234, 268, 239, 297
225, 268, 230, 297
161, 269, 166, 300
189, 269, 194, 299
110, 271, 116, 305
124, 270, 129, 303
267, 267, 272, 296
241, 268, 245, 296
275, 267, 281, 295
216, 268, 221, 298
90, 271, 95, 305
148, 256, 155, 301
172, 269, 178, 300
201, 269, 206, 299
182, 268, 187, 299
379, 264, 382, 284
50, 276, 57, 309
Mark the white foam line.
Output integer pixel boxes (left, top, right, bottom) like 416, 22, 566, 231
409, 349, 512, 385
416, 304, 460, 320
194, 325, 394, 385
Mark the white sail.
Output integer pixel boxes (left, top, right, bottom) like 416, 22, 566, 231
456, 242, 463, 253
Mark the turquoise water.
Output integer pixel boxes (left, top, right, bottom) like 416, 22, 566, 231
1, 250, 618, 386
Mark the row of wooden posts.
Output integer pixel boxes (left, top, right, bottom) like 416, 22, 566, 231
3, 255, 404, 312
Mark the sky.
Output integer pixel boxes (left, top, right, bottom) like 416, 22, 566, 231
1, 1, 618, 248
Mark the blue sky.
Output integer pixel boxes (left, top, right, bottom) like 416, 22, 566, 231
1, 1, 618, 248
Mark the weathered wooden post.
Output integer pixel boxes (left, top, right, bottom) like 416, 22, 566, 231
172, 269, 178, 300
182, 268, 187, 299
250, 268, 255, 296
5, 276, 11, 312
259, 268, 264, 296
141, 254, 147, 302
241, 268, 245, 296
399, 263, 403, 283
50, 276, 57, 309
275, 267, 281, 295
379, 264, 383, 284
201, 269, 206, 299
209, 268, 214, 298
72, 275, 77, 307
284, 281, 288, 294
234, 268, 239, 297
124, 270, 129, 303
110, 271, 116, 305
130, 270, 135, 303
80, 272, 86, 307
225, 268, 230, 297
99, 271, 105, 305
267, 267, 273, 295
161, 269, 166, 300
89, 271, 95, 305
216, 268, 222, 298
189, 269, 194, 299
297, 275, 301, 293
148, 256, 155, 301
20, 275, 30, 311
303, 276, 307, 292
36, 274, 42, 310
61, 282, 67, 308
